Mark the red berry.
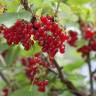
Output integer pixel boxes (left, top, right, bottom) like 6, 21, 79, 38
38, 86, 45, 92
34, 22, 41, 28
67, 31, 78, 47
44, 80, 48, 85
41, 16, 48, 24
91, 41, 96, 51
2, 88, 9, 96
59, 45, 65, 53
77, 45, 91, 57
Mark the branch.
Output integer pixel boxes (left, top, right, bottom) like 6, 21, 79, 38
20, 0, 34, 15
47, 67, 57, 75
92, 68, 96, 76
53, 60, 88, 96
42, 54, 88, 96
0, 54, 10, 86
41, 54, 57, 75
54, 0, 61, 16
0, 54, 6, 66
86, 54, 94, 96
78, 18, 94, 96
0, 71, 10, 86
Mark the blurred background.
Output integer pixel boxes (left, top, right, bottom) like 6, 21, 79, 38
0, 0, 96, 96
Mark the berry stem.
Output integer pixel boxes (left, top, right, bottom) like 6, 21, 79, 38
0, 54, 7, 66
54, 0, 61, 16
0, 71, 10, 86
87, 54, 94, 96
91, 68, 96, 76
0, 54, 10, 86
20, 0, 34, 15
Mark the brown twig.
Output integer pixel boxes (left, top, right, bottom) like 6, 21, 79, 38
78, 18, 94, 96
54, 0, 61, 16
20, 0, 34, 15
92, 68, 96, 76
42, 54, 88, 96
53, 60, 88, 96
0, 71, 10, 86
41, 54, 57, 75
0, 54, 10, 86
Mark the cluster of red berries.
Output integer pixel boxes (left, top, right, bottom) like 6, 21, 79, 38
79, 21, 94, 40
67, 30, 78, 47
32, 16, 68, 58
83, 26, 94, 40
67, 23, 96, 57
77, 24, 96, 57
77, 45, 91, 57
21, 53, 49, 92
2, 88, 9, 96
0, 16, 68, 58
34, 80, 48, 92
3, 20, 34, 50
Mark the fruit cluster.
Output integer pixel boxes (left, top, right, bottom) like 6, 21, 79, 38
21, 53, 49, 92
77, 24, 96, 57
3, 20, 34, 50
0, 15, 68, 93
67, 30, 78, 47
0, 16, 68, 58
32, 16, 68, 58
67, 23, 96, 57
77, 45, 91, 57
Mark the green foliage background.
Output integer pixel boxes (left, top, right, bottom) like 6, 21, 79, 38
0, 0, 96, 96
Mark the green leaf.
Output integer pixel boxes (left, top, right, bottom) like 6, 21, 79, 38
0, 43, 9, 52
10, 86, 47, 96
67, 0, 91, 5
0, 12, 32, 26
76, 39, 87, 48
51, 79, 64, 89
7, 0, 20, 12
20, 42, 41, 57
0, 0, 20, 12
5, 45, 20, 65
29, 0, 55, 15
0, 80, 6, 90
15, 72, 29, 86
64, 60, 85, 72
60, 91, 73, 96
67, 73, 86, 88
58, 2, 78, 25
